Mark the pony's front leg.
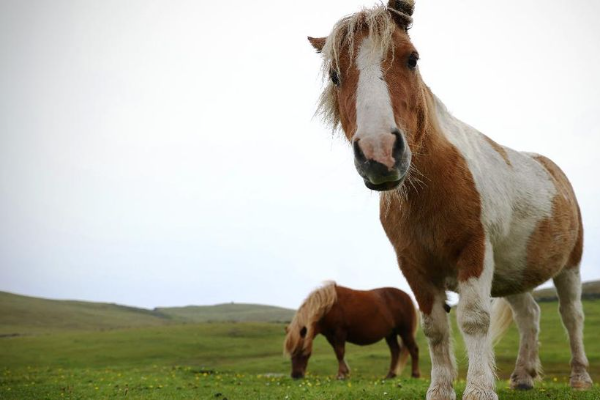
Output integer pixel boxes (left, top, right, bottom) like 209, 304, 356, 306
421, 291, 457, 400
457, 241, 497, 400
326, 334, 349, 379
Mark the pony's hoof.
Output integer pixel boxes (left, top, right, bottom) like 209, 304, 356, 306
571, 372, 593, 391
509, 373, 534, 390
336, 374, 347, 380
427, 384, 456, 400
385, 372, 397, 379
462, 386, 498, 400
411, 371, 421, 379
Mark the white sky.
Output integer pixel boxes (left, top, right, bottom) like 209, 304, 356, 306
1, 0, 599, 309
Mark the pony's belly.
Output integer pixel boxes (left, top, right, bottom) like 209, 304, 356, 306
345, 324, 391, 345
490, 217, 575, 297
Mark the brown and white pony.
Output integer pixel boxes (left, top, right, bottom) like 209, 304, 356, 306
284, 282, 420, 380
307, 2, 592, 400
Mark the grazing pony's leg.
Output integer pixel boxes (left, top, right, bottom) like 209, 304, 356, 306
457, 241, 497, 400
326, 334, 350, 379
385, 334, 401, 379
422, 291, 457, 400
504, 292, 541, 390
399, 331, 420, 378
553, 268, 593, 390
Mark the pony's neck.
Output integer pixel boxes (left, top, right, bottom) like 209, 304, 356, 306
398, 88, 465, 206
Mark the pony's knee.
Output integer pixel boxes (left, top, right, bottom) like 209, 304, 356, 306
422, 313, 449, 346
457, 300, 490, 336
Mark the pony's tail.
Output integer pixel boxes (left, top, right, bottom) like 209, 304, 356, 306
395, 301, 420, 376
489, 298, 513, 346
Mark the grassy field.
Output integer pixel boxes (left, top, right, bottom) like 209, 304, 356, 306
1, 298, 599, 399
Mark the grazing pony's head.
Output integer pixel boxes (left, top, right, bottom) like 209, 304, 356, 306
284, 282, 337, 379
309, 0, 430, 192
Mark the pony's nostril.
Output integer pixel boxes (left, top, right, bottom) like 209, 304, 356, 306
392, 129, 405, 155
353, 139, 366, 163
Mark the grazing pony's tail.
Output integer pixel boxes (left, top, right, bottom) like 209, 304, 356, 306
489, 298, 514, 346
396, 300, 420, 376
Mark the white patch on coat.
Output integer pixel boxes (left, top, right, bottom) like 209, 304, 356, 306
354, 37, 398, 167
433, 96, 556, 294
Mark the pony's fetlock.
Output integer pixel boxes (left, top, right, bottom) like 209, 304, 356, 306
462, 385, 498, 400
570, 370, 593, 390
509, 371, 534, 390
426, 383, 456, 400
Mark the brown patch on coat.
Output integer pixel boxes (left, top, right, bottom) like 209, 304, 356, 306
523, 155, 582, 288
380, 88, 486, 315
482, 134, 511, 166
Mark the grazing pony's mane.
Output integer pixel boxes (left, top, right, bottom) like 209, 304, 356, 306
316, 2, 414, 131
284, 282, 338, 356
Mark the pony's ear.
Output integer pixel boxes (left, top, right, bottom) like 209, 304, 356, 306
307, 36, 326, 53
387, 0, 414, 30
299, 326, 308, 338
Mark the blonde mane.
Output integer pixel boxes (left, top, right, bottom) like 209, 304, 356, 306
316, 2, 414, 131
284, 281, 338, 356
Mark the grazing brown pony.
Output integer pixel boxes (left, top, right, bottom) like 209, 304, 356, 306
307, 1, 592, 400
284, 282, 420, 380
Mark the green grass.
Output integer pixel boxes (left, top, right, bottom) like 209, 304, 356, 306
1, 300, 599, 399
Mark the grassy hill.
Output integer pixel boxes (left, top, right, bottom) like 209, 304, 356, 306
0, 291, 176, 335
155, 303, 295, 323
0, 292, 294, 335
534, 280, 600, 302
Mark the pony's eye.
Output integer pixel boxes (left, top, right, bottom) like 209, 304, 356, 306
329, 69, 340, 86
407, 52, 419, 70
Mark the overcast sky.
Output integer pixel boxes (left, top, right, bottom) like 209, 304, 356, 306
1, 0, 599, 309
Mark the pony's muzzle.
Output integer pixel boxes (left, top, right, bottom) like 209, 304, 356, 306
353, 129, 411, 191
291, 372, 304, 379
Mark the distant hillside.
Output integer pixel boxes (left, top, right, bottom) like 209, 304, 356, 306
0, 291, 295, 335
534, 280, 600, 302
0, 291, 176, 335
155, 303, 295, 323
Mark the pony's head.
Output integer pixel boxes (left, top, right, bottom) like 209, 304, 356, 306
284, 324, 312, 379
283, 282, 337, 379
309, 0, 428, 192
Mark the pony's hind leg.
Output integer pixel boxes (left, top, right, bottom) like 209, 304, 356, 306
399, 331, 420, 378
504, 292, 541, 390
385, 334, 401, 379
553, 268, 593, 390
